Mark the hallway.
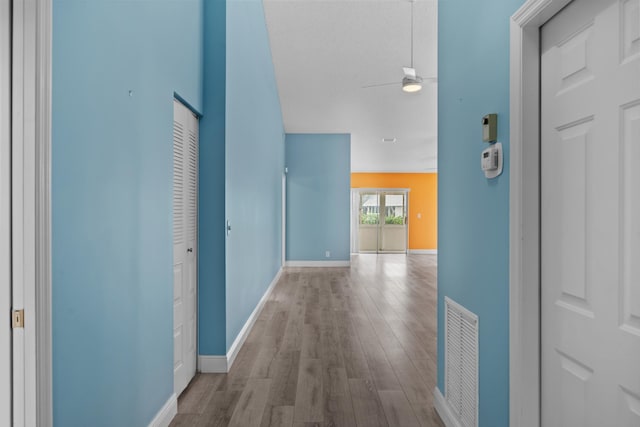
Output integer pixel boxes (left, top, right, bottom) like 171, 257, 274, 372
171, 254, 443, 427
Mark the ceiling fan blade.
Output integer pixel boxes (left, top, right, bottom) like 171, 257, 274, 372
361, 82, 401, 89
402, 67, 416, 79
420, 76, 438, 83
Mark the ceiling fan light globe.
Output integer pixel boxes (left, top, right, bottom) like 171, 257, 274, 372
402, 77, 422, 93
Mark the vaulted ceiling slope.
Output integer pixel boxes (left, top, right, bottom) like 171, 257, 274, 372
264, 0, 438, 172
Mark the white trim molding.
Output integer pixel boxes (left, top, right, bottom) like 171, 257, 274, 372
510, 1, 572, 426
0, 0, 12, 423
433, 387, 461, 427
407, 249, 437, 255
285, 260, 350, 268
12, 0, 53, 425
350, 187, 411, 192
35, 0, 53, 422
351, 169, 438, 174
199, 268, 283, 373
147, 393, 177, 427
226, 267, 282, 370
198, 356, 227, 374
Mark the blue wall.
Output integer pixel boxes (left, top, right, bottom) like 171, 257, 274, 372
199, 0, 227, 356
285, 134, 351, 262
52, 1, 203, 425
199, 0, 285, 354
225, 0, 285, 350
437, 1, 524, 426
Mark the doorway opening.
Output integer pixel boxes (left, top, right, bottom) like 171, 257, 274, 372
351, 189, 408, 254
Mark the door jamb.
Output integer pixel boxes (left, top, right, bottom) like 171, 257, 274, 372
349, 189, 363, 254
11, 0, 52, 425
282, 173, 286, 267
509, 0, 572, 426
1, 0, 12, 423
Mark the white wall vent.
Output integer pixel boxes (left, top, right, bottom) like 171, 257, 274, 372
444, 296, 479, 427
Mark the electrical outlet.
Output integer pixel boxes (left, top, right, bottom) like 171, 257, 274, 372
325, 250, 330, 258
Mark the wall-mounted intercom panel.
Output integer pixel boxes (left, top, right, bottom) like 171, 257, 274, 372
482, 113, 497, 142
481, 142, 503, 178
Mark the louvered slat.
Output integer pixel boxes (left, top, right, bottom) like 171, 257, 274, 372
187, 130, 198, 240
445, 297, 478, 427
173, 121, 185, 245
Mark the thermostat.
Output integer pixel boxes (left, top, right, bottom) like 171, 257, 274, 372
481, 142, 503, 178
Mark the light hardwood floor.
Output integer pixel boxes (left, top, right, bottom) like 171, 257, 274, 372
171, 254, 444, 427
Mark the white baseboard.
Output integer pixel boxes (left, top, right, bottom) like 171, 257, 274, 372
408, 249, 438, 255
198, 355, 227, 373
199, 267, 283, 373
433, 387, 461, 427
148, 393, 177, 427
285, 260, 350, 267
226, 267, 283, 370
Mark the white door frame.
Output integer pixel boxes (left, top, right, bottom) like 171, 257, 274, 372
1, 0, 13, 423
509, 0, 573, 426
11, 0, 53, 425
349, 189, 359, 253
282, 173, 286, 266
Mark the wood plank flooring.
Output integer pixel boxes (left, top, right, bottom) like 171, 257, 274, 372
171, 254, 444, 427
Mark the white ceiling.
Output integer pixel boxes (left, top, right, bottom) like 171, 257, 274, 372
264, 0, 438, 172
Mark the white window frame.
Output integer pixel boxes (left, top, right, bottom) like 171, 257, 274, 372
11, 0, 52, 425
509, 0, 573, 426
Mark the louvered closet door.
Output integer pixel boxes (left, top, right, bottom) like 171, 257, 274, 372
173, 100, 198, 396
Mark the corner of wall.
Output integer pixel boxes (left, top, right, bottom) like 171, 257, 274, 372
198, 0, 227, 356
437, 1, 524, 426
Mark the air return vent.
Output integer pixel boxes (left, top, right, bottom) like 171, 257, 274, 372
444, 296, 479, 427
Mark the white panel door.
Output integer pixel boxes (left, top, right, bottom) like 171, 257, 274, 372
380, 192, 407, 253
357, 192, 380, 252
0, 0, 11, 424
173, 100, 198, 396
541, 0, 640, 425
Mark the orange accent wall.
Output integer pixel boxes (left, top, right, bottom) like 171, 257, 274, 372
351, 173, 437, 250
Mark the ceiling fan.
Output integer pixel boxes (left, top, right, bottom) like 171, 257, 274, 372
362, 0, 436, 93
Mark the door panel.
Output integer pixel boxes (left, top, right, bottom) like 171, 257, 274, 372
379, 192, 406, 252
541, 0, 640, 425
621, 102, 640, 336
173, 100, 198, 396
173, 107, 186, 389
185, 114, 198, 378
358, 192, 379, 252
